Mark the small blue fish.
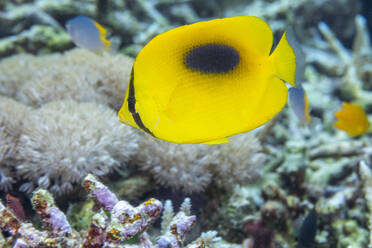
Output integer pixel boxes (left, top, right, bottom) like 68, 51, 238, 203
289, 87, 311, 125
286, 29, 311, 125
66, 16, 111, 52
297, 209, 317, 248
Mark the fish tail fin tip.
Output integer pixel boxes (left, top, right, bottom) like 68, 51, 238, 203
270, 32, 296, 87
94, 21, 111, 50
304, 93, 311, 124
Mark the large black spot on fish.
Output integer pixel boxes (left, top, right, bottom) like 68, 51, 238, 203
185, 44, 240, 73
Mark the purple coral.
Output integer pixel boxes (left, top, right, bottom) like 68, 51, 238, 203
32, 189, 72, 236
84, 174, 163, 243
156, 199, 197, 248
0, 174, 219, 248
84, 173, 119, 211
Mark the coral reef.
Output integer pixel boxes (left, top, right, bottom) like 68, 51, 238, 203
315, 15, 372, 107
136, 137, 212, 193
0, 96, 30, 191
14, 99, 139, 195
0, 49, 133, 110
0, 174, 221, 248
1, 0, 372, 247
0, 95, 264, 195
0, 0, 361, 57
136, 133, 264, 193
0, 48, 265, 194
359, 161, 372, 247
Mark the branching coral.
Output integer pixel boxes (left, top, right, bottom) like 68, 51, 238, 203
2, 0, 358, 58
316, 15, 372, 107
0, 174, 220, 248
0, 49, 133, 110
358, 161, 372, 247
220, 0, 360, 45
15, 100, 139, 195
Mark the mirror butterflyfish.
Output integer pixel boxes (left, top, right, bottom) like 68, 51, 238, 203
118, 16, 298, 144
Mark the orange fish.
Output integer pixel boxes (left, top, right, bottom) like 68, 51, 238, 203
334, 102, 370, 137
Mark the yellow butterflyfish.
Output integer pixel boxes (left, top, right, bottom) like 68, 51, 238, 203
334, 102, 370, 137
66, 16, 111, 52
118, 16, 298, 144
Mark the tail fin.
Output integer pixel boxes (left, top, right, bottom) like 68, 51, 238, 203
94, 21, 111, 51
286, 28, 306, 87
270, 32, 296, 87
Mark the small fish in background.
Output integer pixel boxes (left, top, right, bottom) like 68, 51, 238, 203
289, 87, 311, 125
334, 102, 370, 137
66, 16, 111, 52
286, 28, 311, 125
296, 209, 317, 248
118, 16, 300, 144
6, 194, 25, 221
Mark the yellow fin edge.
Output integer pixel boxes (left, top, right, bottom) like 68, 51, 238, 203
270, 32, 296, 87
201, 137, 229, 145
304, 92, 311, 124
94, 21, 111, 51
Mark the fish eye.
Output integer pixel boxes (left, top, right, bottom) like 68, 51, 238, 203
184, 43, 240, 73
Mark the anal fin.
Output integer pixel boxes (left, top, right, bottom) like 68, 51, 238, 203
201, 137, 229, 145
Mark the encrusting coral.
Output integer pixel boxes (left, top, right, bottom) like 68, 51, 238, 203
14, 100, 139, 195
0, 49, 133, 110
0, 174, 220, 248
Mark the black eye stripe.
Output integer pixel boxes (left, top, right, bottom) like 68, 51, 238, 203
184, 44, 240, 73
127, 67, 153, 136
